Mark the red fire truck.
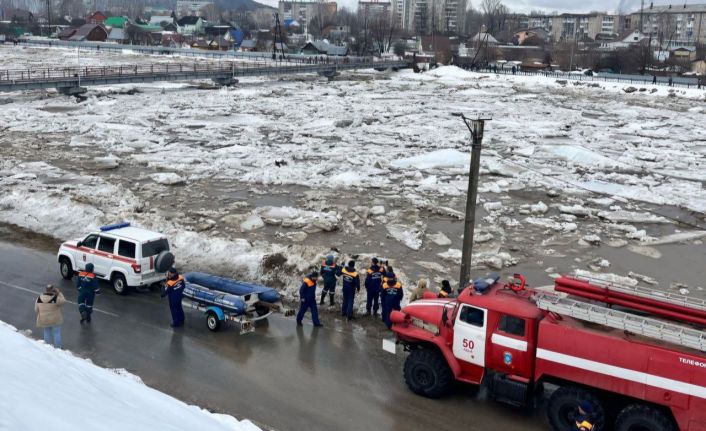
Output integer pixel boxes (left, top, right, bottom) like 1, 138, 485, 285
388, 274, 706, 431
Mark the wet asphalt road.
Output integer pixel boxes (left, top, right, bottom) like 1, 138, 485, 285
0, 240, 546, 431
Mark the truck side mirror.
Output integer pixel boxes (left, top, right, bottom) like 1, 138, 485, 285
442, 309, 448, 325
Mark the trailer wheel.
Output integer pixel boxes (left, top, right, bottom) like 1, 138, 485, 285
614, 404, 676, 431
403, 348, 452, 398
59, 257, 73, 280
206, 311, 221, 332
546, 386, 605, 431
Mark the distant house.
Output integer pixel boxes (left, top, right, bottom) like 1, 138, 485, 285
208, 36, 233, 51
205, 25, 232, 37
149, 15, 174, 27
417, 36, 451, 55
107, 27, 127, 43
599, 30, 653, 50
672, 46, 696, 61
85, 11, 107, 24
57, 27, 77, 40
692, 59, 706, 75
69, 23, 108, 42
513, 28, 548, 46
162, 32, 184, 47
470, 32, 499, 46
177, 16, 204, 34
239, 39, 257, 51
301, 41, 348, 56
104, 16, 128, 28
191, 39, 209, 49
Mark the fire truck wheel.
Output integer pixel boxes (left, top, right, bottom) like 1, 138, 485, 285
59, 257, 73, 280
111, 273, 128, 295
404, 348, 452, 398
614, 404, 676, 431
546, 386, 605, 431
206, 311, 221, 332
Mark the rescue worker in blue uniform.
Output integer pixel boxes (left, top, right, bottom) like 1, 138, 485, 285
573, 401, 596, 431
297, 272, 323, 327
364, 258, 385, 316
161, 267, 185, 328
340, 260, 360, 321
319, 255, 340, 306
76, 263, 99, 323
382, 275, 403, 329
380, 264, 394, 313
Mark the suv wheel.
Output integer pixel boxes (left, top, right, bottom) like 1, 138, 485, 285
111, 273, 128, 295
403, 348, 453, 398
59, 257, 73, 280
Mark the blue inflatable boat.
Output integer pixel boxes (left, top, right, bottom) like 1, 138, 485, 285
182, 272, 290, 333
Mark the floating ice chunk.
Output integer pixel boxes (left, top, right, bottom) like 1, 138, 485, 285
530, 201, 548, 214
574, 269, 638, 286
391, 149, 470, 170
428, 231, 452, 246
387, 224, 425, 250
559, 205, 592, 217
597, 210, 670, 224
370, 206, 385, 216
483, 202, 503, 212
438, 248, 462, 264
582, 234, 601, 245
149, 173, 185, 185
644, 231, 706, 245
240, 214, 265, 231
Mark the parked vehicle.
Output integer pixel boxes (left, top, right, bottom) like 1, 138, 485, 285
387, 274, 706, 431
57, 222, 173, 294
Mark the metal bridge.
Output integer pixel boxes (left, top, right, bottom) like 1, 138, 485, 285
0, 59, 410, 94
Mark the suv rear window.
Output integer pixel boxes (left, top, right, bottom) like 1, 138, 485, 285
98, 237, 116, 253
118, 240, 136, 259
142, 238, 169, 257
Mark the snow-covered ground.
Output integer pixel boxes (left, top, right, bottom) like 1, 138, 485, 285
1, 45, 705, 303
0, 321, 261, 431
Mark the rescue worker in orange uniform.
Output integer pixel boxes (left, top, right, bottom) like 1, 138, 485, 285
161, 267, 185, 328
573, 401, 595, 431
297, 272, 323, 327
76, 263, 99, 323
381, 275, 403, 329
340, 260, 360, 320
319, 255, 340, 306
364, 258, 385, 316
438, 280, 454, 298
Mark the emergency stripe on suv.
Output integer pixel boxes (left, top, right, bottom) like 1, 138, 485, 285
537, 348, 706, 400
64, 244, 136, 264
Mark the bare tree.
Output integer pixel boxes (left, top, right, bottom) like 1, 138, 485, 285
480, 0, 507, 35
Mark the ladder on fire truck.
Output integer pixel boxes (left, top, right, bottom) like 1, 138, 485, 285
533, 290, 706, 353
574, 274, 706, 314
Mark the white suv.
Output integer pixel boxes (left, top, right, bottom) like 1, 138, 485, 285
57, 223, 174, 294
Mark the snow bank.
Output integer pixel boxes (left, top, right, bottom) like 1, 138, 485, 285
0, 321, 261, 431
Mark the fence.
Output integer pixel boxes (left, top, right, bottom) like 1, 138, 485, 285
469, 67, 702, 90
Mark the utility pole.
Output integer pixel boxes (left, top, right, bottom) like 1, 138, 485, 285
456, 113, 491, 290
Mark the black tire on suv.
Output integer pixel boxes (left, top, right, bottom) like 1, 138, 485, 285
111, 273, 128, 295
403, 348, 453, 398
59, 257, 73, 280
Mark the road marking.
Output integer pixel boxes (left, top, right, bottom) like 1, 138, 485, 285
0, 280, 119, 317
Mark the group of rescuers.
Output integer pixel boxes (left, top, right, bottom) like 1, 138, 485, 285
297, 255, 455, 328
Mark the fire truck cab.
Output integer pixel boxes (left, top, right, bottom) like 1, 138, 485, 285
390, 275, 706, 431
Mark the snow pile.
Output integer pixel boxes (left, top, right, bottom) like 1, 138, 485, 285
0, 321, 261, 431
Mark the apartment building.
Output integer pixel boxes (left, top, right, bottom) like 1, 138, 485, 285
278, 0, 337, 31
629, 3, 706, 46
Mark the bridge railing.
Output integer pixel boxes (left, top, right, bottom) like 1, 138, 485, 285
0, 58, 407, 83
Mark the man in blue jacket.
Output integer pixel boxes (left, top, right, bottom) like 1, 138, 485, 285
319, 255, 340, 306
76, 263, 99, 323
340, 260, 360, 321
161, 267, 185, 328
297, 272, 323, 327
364, 258, 385, 316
